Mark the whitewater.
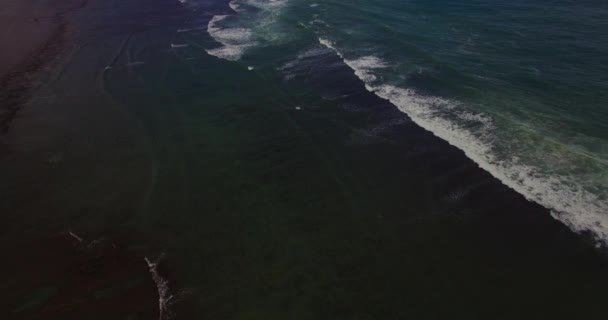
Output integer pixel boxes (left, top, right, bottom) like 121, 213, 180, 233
202, 0, 608, 245
318, 38, 608, 245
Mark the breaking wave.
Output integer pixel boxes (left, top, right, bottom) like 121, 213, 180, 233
319, 37, 608, 245
206, 0, 289, 61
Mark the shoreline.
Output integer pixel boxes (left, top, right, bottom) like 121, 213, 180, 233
0, 0, 74, 135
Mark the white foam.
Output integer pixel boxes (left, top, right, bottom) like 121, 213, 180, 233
318, 38, 338, 54
244, 0, 287, 9
145, 255, 173, 320
68, 231, 83, 242
206, 0, 289, 61
319, 39, 387, 82
205, 15, 254, 61
344, 56, 387, 82
319, 37, 608, 245
229, 0, 242, 12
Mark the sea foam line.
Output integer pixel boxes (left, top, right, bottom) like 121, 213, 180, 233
319, 37, 608, 245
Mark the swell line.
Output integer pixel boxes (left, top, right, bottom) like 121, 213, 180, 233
319, 37, 608, 245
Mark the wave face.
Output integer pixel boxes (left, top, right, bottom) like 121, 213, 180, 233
204, 0, 608, 243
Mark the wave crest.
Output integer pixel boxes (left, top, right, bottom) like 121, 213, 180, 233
319, 37, 608, 245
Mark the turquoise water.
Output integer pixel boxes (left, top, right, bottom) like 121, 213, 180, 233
204, 0, 608, 241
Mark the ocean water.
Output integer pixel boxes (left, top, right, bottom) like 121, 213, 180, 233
204, 0, 608, 242
5, 0, 608, 318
